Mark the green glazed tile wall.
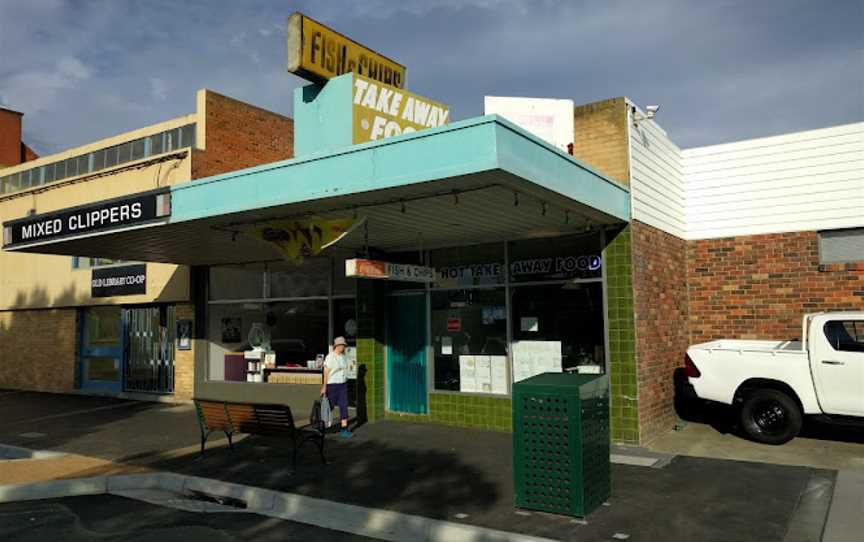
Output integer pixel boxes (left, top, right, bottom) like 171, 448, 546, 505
605, 226, 639, 444
429, 393, 512, 431
357, 281, 386, 422
384, 394, 512, 432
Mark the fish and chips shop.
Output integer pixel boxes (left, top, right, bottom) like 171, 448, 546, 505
1, 12, 630, 434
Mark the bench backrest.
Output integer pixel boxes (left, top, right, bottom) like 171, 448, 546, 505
253, 404, 297, 435
195, 400, 232, 432
194, 399, 299, 436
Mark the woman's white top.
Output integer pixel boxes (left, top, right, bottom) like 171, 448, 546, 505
324, 352, 348, 384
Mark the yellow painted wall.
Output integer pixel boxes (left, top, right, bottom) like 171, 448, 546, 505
0, 155, 193, 310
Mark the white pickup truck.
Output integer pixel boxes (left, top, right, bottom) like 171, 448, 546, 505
685, 312, 864, 444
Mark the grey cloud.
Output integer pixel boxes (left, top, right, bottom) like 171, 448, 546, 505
0, 0, 860, 154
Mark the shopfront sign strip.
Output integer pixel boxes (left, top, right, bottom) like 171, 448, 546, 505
287, 12, 406, 88
345, 258, 434, 283
3, 188, 170, 249
91, 264, 147, 297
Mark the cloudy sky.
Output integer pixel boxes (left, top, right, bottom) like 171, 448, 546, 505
1, 0, 861, 155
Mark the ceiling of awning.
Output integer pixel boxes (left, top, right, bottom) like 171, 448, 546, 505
16, 170, 621, 266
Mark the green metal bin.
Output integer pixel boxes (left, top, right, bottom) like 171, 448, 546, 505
513, 373, 610, 517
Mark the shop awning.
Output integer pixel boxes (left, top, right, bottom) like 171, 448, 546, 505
3, 115, 630, 265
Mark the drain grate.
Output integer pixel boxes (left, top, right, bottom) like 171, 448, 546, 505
184, 490, 247, 510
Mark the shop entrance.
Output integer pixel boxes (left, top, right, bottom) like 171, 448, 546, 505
387, 293, 428, 414
123, 306, 175, 394
79, 306, 124, 393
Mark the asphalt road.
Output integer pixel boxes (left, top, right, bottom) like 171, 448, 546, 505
0, 495, 379, 542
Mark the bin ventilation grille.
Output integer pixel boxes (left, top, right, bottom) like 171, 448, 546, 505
519, 395, 572, 514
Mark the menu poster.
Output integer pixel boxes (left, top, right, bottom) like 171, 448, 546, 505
476, 356, 492, 392
490, 356, 508, 394
344, 346, 358, 379
459, 356, 477, 392
512, 340, 562, 382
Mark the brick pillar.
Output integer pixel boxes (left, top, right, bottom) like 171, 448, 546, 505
174, 303, 195, 400
605, 226, 639, 444
356, 280, 386, 422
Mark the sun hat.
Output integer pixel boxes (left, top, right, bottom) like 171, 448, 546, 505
333, 336, 347, 347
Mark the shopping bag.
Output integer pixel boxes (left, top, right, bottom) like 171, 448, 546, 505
320, 395, 333, 428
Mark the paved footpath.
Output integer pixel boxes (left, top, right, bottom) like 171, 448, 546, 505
1, 391, 861, 541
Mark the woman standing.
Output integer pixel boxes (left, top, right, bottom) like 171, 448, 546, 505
321, 336, 353, 438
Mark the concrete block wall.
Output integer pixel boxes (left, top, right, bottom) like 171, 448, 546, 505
688, 231, 864, 341
0, 308, 77, 393
192, 90, 295, 180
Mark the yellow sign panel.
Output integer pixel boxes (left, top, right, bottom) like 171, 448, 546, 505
242, 217, 360, 264
352, 74, 449, 144
287, 12, 406, 89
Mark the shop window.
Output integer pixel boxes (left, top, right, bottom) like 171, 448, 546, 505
268, 258, 329, 298
209, 264, 265, 300
431, 288, 508, 394
332, 251, 358, 296
508, 232, 603, 283
333, 298, 358, 347
510, 282, 605, 378
430, 242, 505, 288
206, 300, 330, 380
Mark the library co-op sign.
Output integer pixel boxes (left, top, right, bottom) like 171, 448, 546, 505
2, 188, 171, 249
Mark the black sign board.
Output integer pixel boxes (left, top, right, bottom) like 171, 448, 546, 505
3, 188, 169, 248
91, 264, 147, 297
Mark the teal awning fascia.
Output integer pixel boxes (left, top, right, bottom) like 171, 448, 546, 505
170, 114, 630, 225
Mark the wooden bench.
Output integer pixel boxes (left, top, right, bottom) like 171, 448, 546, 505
194, 399, 325, 468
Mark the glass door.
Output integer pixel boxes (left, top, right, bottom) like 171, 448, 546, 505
386, 294, 428, 414
79, 307, 123, 393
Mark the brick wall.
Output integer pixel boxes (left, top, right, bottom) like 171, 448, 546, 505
174, 303, 195, 400
0, 308, 77, 393
0, 108, 23, 167
689, 231, 864, 341
632, 220, 689, 443
192, 90, 294, 180
572, 97, 630, 185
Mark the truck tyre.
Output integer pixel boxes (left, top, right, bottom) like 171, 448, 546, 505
740, 389, 802, 445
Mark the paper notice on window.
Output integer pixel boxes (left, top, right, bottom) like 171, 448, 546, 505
512, 341, 562, 382
490, 356, 508, 394
441, 336, 453, 355
476, 356, 492, 393
345, 346, 357, 379
520, 317, 539, 332
459, 356, 477, 392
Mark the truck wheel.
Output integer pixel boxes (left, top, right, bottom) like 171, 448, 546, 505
740, 389, 802, 445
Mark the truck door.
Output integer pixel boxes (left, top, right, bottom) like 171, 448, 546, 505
812, 318, 864, 416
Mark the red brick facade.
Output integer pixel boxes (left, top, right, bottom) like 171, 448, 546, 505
192, 91, 294, 179
631, 220, 690, 443
688, 231, 864, 342
0, 108, 24, 167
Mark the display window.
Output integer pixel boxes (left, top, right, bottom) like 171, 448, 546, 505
430, 243, 504, 288
431, 288, 507, 393
206, 257, 356, 384
508, 233, 602, 283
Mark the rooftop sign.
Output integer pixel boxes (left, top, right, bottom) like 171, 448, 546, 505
352, 74, 449, 144
287, 12, 406, 89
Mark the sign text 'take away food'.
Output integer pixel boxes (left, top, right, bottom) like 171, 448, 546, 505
352, 74, 449, 144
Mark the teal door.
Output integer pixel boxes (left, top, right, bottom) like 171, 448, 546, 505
387, 294, 428, 414
79, 306, 123, 393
